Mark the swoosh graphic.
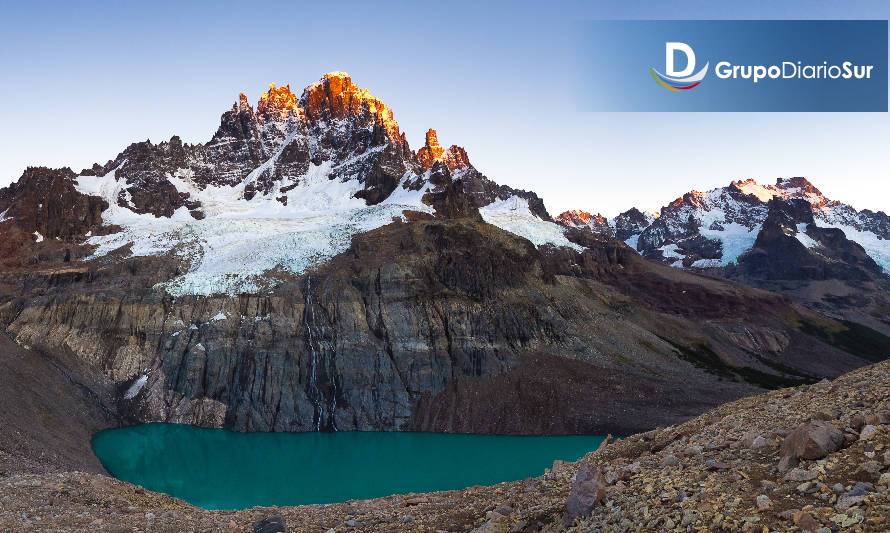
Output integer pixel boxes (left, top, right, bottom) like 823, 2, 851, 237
651, 62, 710, 84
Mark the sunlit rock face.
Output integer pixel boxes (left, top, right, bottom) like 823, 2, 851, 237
416, 129, 445, 170
443, 145, 471, 172
256, 83, 299, 121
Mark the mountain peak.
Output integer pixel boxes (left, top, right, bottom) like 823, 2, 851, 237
257, 83, 298, 120
234, 92, 253, 113
443, 145, 471, 171
415, 129, 474, 172
425, 128, 441, 149
322, 70, 351, 80
776, 176, 822, 195
300, 72, 400, 140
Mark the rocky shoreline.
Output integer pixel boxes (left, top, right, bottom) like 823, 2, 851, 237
2, 357, 888, 532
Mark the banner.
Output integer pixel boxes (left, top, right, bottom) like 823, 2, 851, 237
581, 20, 888, 111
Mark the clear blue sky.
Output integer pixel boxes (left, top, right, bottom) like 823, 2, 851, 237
2, 0, 888, 216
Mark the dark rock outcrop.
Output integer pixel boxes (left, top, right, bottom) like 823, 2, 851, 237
0, 167, 107, 242
613, 208, 654, 242
739, 198, 883, 282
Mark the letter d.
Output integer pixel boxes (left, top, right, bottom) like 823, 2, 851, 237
666, 42, 696, 77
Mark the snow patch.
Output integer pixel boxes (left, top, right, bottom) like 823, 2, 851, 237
735, 180, 779, 202
33, 232, 44, 243
794, 223, 820, 249
480, 197, 583, 251
660, 244, 684, 259
700, 221, 760, 266
124, 375, 148, 399
624, 234, 641, 250
692, 258, 722, 268
212, 311, 227, 321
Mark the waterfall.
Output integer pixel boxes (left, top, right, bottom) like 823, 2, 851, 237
304, 275, 337, 431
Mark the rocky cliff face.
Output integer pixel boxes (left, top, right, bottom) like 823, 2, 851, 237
2, 74, 890, 436
0, 167, 108, 242
4, 212, 888, 434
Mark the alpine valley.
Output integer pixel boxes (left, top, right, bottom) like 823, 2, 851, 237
1, 72, 890, 530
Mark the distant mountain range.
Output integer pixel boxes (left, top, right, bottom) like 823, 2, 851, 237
558, 177, 889, 274
557, 178, 890, 335
1, 72, 888, 439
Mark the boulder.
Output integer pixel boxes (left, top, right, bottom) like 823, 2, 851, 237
751, 435, 769, 449
755, 494, 771, 510
860, 424, 878, 440
779, 421, 844, 471
564, 462, 606, 526
793, 511, 820, 532
661, 454, 680, 467
784, 468, 819, 482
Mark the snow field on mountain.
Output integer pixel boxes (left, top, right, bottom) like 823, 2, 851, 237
658, 244, 684, 267
794, 223, 820, 249
75, 164, 583, 296
76, 164, 435, 296
699, 221, 760, 266
734, 180, 779, 202
480, 197, 583, 252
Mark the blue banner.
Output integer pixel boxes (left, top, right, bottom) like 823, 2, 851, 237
580, 20, 888, 112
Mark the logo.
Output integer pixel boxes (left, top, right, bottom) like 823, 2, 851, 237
583, 21, 887, 111
650, 42, 709, 92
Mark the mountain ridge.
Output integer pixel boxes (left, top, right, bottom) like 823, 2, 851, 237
557, 177, 890, 274
1, 72, 889, 439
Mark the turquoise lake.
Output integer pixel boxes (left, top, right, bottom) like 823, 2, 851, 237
92, 423, 604, 510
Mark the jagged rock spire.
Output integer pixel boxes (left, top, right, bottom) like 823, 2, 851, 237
417, 128, 445, 169
416, 129, 473, 172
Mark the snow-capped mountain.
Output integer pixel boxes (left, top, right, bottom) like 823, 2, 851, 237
3, 72, 890, 438
559, 177, 890, 276
0, 72, 570, 296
